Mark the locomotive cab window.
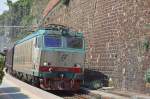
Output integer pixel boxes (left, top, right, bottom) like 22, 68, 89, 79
44, 35, 62, 47
66, 37, 83, 49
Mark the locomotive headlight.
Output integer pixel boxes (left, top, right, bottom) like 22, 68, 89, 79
43, 62, 48, 66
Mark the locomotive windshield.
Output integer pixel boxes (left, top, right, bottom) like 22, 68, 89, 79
66, 37, 83, 49
44, 35, 61, 47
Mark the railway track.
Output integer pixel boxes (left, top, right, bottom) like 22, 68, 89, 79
58, 89, 101, 99
73, 94, 93, 99
64, 93, 102, 99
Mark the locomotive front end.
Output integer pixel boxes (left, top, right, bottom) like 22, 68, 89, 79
39, 25, 85, 90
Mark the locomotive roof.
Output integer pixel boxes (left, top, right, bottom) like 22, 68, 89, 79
15, 29, 46, 45
15, 28, 83, 45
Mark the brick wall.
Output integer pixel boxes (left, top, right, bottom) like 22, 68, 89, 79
43, 0, 150, 93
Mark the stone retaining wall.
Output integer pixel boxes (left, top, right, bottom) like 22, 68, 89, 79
43, 0, 150, 93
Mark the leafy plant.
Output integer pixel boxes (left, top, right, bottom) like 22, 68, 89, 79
145, 69, 150, 83
144, 40, 150, 52
0, 56, 5, 84
5, 0, 33, 40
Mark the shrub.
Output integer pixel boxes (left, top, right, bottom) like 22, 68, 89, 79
0, 56, 5, 84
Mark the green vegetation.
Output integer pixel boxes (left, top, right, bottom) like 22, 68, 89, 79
0, 0, 35, 83
145, 69, 150, 83
0, 0, 34, 41
144, 40, 150, 52
61, 0, 70, 5
0, 56, 5, 84
0, 0, 59, 41
0, 11, 11, 36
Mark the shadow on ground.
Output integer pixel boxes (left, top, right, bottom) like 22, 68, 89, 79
0, 87, 29, 99
0, 87, 20, 93
49, 90, 89, 97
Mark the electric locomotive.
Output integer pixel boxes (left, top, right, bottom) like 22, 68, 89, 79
6, 24, 85, 90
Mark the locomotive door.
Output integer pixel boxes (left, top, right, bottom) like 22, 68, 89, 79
32, 37, 41, 71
